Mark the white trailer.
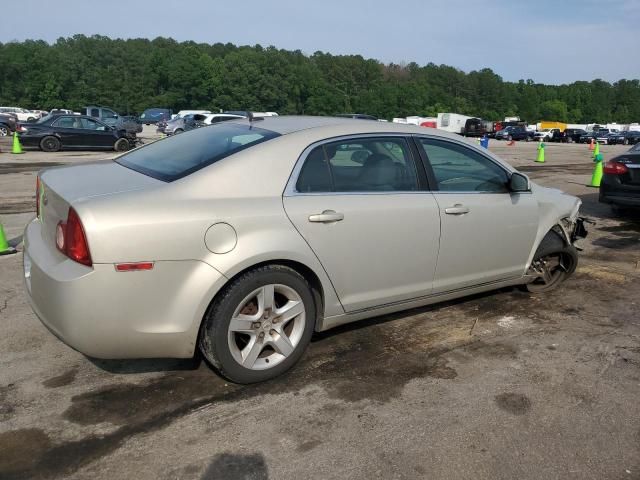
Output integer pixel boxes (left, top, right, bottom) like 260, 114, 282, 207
437, 113, 473, 134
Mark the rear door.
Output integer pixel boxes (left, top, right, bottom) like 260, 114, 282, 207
283, 135, 441, 312
415, 136, 539, 293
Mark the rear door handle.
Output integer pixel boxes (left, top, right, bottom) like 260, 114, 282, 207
308, 210, 344, 223
444, 204, 470, 215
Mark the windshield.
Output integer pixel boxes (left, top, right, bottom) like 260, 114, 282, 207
116, 123, 280, 181
141, 108, 168, 119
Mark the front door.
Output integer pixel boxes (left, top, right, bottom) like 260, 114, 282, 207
284, 136, 441, 312
77, 117, 115, 148
415, 137, 539, 293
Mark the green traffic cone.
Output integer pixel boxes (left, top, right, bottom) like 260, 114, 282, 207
536, 142, 545, 163
592, 141, 600, 159
11, 132, 23, 154
0, 222, 17, 256
588, 153, 604, 187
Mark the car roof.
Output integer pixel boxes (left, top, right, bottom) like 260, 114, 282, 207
225, 115, 468, 140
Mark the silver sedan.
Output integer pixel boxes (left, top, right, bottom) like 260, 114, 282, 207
23, 116, 586, 383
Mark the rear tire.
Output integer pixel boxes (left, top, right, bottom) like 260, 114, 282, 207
199, 265, 316, 384
114, 138, 130, 152
40, 136, 61, 152
174, 128, 184, 135
0, 125, 8, 137
525, 231, 578, 293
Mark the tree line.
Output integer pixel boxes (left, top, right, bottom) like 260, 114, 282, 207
0, 35, 638, 124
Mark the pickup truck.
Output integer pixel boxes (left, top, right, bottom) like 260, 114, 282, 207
495, 126, 533, 141
84, 106, 142, 135
533, 128, 565, 142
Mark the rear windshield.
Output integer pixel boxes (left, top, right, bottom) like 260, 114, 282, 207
116, 123, 280, 181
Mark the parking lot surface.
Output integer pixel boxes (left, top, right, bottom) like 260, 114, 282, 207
1, 139, 639, 479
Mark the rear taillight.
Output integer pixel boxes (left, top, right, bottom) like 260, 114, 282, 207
56, 207, 92, 266
603, 161, 629, 175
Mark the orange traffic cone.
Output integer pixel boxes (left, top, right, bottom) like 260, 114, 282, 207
589, 138, 594, 151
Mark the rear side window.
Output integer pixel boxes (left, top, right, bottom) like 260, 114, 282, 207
116, 123, 279, 181
296, 137, 419, 192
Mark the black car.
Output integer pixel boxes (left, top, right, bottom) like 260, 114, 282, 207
564, 128, 588, 143
18, 114, 131, 152
139, 108, 172, 125
495, 126, 533, 141
599, 152, 640, 209
622, 131, 640, 145
0, 112, 18, 137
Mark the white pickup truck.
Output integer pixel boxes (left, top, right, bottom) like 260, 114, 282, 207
0, 106, 39, 122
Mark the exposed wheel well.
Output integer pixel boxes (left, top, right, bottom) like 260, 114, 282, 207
204, 260, 325, 333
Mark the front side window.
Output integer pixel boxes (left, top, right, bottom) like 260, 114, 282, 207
53, 116, 80, 129
418, 138, 509, 193
296, 137, 419, 193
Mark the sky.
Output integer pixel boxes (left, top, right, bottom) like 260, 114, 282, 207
2, 0, 639, 85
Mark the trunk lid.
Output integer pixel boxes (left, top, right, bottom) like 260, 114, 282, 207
38, 160, 162, 246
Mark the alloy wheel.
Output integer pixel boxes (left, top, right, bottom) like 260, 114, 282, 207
227, 284, 306, 370
526, 253, 569, 292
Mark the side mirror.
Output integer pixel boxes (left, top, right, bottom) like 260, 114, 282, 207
509, 172, 530, 192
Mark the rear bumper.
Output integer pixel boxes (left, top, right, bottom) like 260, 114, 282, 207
599, 175, 640, 206
599, 193, 640, 207
23, 219, 227, 359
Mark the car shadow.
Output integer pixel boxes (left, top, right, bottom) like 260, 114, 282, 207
578, 191, 640, 222
89, 356, 202, 374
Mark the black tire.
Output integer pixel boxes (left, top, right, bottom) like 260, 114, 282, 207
199, 265, 316, 384
525, 136, 531, 142
40, 136, 61, 152
174, 128, 184, 135
525, 231, 578, 293
114, 138, 130, 152
0, 125, 8, 137
507, 135, 513, 142
27, 117, 35, 122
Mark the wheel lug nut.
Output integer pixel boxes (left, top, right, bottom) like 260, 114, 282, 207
259, 332, 265, 338
270, 329, 276, 335
252, 322, 261, 329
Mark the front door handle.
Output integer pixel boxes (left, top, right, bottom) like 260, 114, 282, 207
444, 204, 470, 215
308, 210, 344, 223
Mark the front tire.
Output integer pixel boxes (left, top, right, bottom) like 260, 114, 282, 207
525, 231, 578, 293
0, 125, 8, 137
174, 128, 184, 135
114, 138, 130, 152
199, 265, 316, 384
40, 136, 61, 152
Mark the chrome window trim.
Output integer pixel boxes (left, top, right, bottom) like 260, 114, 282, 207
283, 133, 423, 197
